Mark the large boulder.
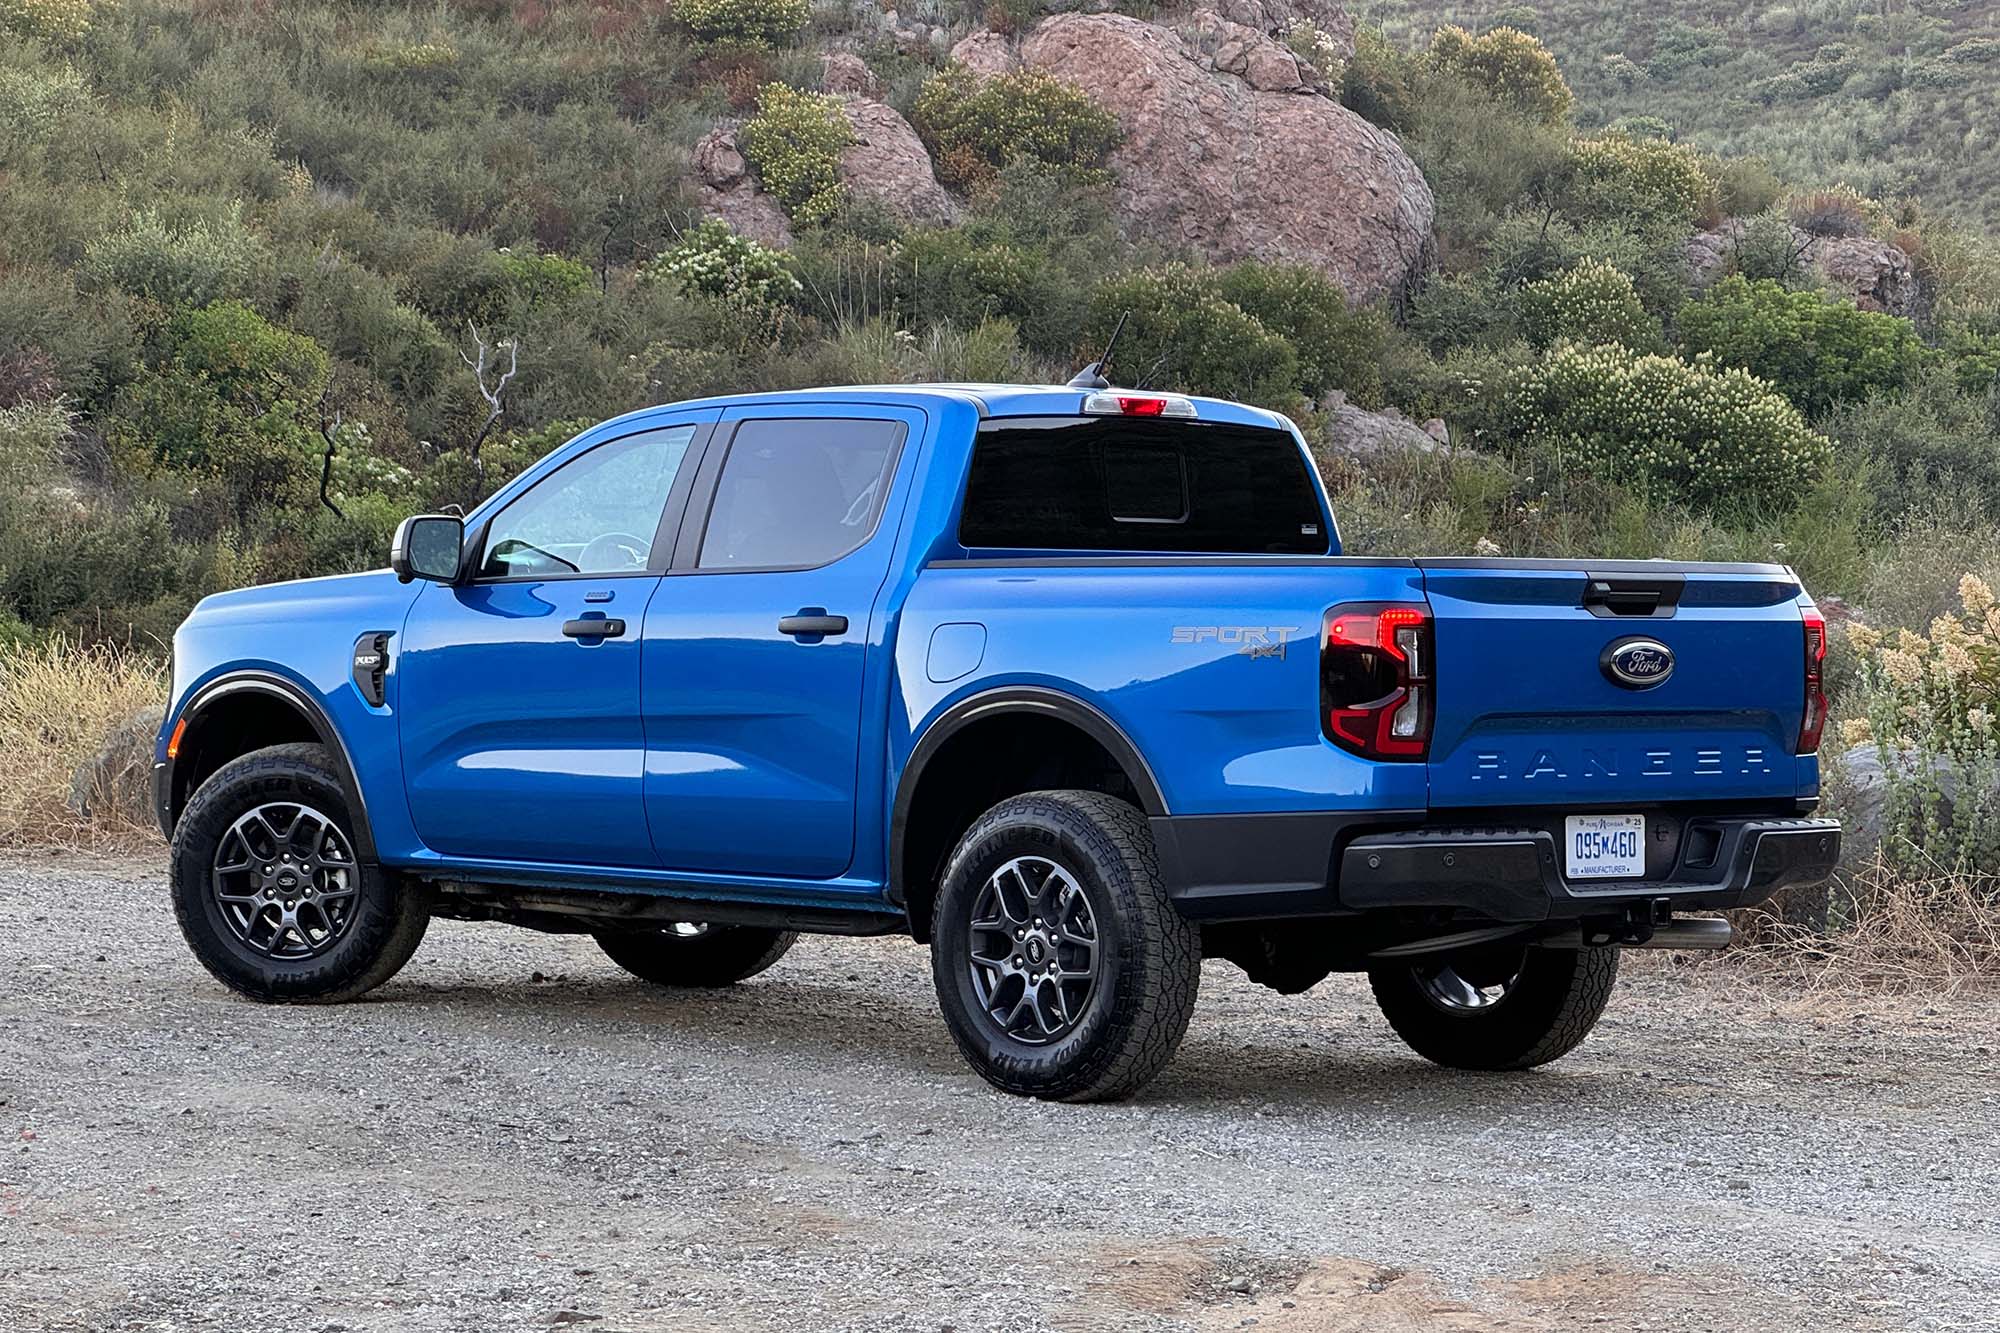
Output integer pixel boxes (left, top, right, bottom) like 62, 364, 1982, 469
67, 706, 165, 832
1016, 13, 1433, 304
1316, 391, 1445, 458
838, 98, 959, 225
1687, 221, 1922, 319
688, 98, 956, 242
690, 127, 793, 249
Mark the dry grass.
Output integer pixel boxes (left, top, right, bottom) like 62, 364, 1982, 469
1720, 859, 2000, 995
0, 637, 168, 849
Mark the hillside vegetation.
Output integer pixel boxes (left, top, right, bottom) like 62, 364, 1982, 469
0, 0, 1998, 954
1362, 0, 2000, 228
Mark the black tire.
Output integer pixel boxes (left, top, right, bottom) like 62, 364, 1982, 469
930, 790, 1200, 1102
170, 743, 428, 1003
594, 924, 797, 987
1368, 944, 1619, 1071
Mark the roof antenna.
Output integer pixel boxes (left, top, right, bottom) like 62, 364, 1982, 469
1067, 312, 1127, 390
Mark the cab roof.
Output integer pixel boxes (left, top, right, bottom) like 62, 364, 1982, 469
593, 384, 1296, 434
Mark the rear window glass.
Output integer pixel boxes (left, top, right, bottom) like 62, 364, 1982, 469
958, 417, 1327, 554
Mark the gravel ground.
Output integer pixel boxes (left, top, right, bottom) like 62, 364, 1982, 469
2, 851, 1996, 1333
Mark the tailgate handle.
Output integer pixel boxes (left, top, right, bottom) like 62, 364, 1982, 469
1583, 576, 1682, 618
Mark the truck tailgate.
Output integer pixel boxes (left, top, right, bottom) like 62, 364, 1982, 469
1418, 560, 1815, 808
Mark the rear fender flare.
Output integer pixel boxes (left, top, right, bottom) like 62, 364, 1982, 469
888, 686, 1167, 906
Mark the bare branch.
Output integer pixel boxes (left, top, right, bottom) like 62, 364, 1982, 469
460, 322, 521, 487
316, 396, 345, 520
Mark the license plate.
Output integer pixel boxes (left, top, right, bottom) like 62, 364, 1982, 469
1565, 814, 1646, 880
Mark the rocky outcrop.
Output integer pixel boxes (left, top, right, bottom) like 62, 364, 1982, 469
1317, 392, 1444, 457
1014, 13, 1433, 304
67, 707, 164, 831
1212, 0, 1355, 60
838, 98, 958, 225
949, 28, 1016, 77
1688, 221, 1923, 319
689, 98, 955, 240
690, 127, 793, 248
821, 51, 880, 98
1179, 8, 1314, 91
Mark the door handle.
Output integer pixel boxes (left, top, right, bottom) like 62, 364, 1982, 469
563, 617, 626, 639
778, 612, 848, 638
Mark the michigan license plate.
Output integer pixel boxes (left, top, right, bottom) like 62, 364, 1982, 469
1565, 814, 1646, 879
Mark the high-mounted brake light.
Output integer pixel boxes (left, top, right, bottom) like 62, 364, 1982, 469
1082, 390, 1197, 419
1798, 604, 1828, 755
1322, 602, 1432, 761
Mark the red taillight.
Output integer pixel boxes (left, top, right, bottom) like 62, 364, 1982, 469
1799, 604, 1827, 755
1323, 602, 1432, 761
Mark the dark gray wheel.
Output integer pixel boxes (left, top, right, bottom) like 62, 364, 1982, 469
593, 923, 796, 987
171, 744, 428, 1003
210, 801, 360, 960
1369, 944, 1618, 1071
965, 854, 1101, 1045
931, 790, 1200, 1102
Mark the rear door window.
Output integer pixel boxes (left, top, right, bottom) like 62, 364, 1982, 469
696, 417, 906, 570
958, 417, 1327, 554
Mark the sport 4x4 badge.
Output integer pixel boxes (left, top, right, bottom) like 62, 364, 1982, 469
1171, 626, 1302, 660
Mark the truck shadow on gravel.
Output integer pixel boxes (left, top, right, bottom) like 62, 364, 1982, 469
368, 964, 1632, 1118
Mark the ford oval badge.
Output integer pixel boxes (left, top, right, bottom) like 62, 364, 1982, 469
1602, 637, 1674, 690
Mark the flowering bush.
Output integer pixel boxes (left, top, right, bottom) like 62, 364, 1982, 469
0, 0, 98, 41
912, 66, 1120, 191
639, 219, 801, 307
740, 83, 851, 225
671, 0, 808, 51
1516, 259, 1661, 352
1427, 25, 1573, 125
1500, 341, 1831, 513
1565, 133, 1717, 228
1841, 575, 2000, 875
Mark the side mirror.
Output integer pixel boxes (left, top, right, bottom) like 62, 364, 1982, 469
391, 514, 465, 584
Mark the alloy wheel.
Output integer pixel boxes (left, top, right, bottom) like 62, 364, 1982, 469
211, 802, 359, 960
966, 856, 1100, 1045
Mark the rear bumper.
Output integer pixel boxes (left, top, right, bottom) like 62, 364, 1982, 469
1154, 811, 1840, 923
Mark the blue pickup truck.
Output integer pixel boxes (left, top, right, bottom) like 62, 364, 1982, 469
155, 383, 1840, 1101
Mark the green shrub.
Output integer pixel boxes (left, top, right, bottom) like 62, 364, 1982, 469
1340, 24, 1426, 132
1706, 155, 1786, 217
671, 0, 809, 51
1564, 133, 1717, 229
912, 65, 1120, 192
1676, 275, 1925, 415
1516, 259, 1661, 352
1084, 265, 1300, 410
639, 219, 801, 307
1500, 341, 1831, 514
111, 301, 331, 520
1405, 271, 1516, 355
1823, 367, 2000, 522
1212, 261, 1387, 405
0, 398, 71, 484
496, 249, 592, 311
81, 206, 261, 310
740, 83, 852, 226
1426, 25, 1573, 125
